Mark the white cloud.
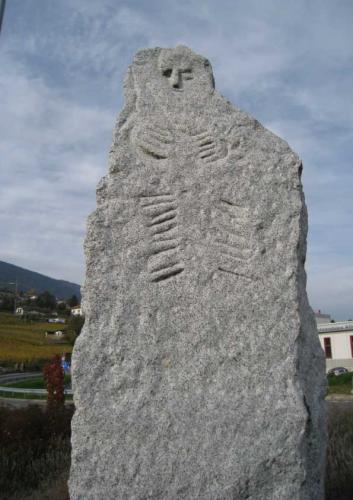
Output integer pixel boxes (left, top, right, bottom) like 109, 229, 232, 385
0, 54, 113, 282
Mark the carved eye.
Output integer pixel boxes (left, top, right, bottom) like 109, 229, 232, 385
162, 69, 172, 77
183, 69, 193, 80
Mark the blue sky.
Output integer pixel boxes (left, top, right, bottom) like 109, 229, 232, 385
1, 0, 352, 319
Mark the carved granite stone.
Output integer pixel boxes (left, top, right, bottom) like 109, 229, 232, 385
69, 46, 327, 499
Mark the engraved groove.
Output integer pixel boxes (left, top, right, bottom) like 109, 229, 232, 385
152, 124, 172, 135
219, 251, 251, 262
215, 242, 252, 260
140, 145, 168, 160
150, 260, 180, 273
220, 199, 241, 207
199, 144, 216, 153
151, 267, 184, 282
217, 230, 248, 243
151, 220, 177, 235
142, 200, 177, 211
142, 202, 177, 211
200, 149, 217, 159
194, 131, 209, 138
205, 156, 217, 163
147, 130, 173, 144
218, 267, 252, 281
140, 193, 173, 198
198, 138, 213, 147
149, 210, 177, 226
150, 239, 179, 256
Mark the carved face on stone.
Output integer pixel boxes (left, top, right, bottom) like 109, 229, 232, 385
158, 45, 215, 92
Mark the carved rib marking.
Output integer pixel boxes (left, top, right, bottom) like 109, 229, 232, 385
150, 239, 179, 256
218, 267, 252, 281
215, 241, 252, 260
216, 230, 248, 243
141, 192, 183, 284
219, 199, 244, 209
199, 138, 213, 147
151, 220, 177, 235
140, 193, 173, 198
217, 202, 249, 221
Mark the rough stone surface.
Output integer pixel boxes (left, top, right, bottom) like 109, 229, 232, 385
69, 46, 327, 500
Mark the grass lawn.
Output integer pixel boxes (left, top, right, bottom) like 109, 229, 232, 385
327, 372, 353, 394
0, 312, 72, 364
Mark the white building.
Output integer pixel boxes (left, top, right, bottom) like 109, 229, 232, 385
71, 306, 83, 316
317, 320, 353, 372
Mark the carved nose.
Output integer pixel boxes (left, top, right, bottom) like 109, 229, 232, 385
170, 69, 181, 89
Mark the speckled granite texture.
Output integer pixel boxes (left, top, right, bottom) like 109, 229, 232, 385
69, 46, 327, 500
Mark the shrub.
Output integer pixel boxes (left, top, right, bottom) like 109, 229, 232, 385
0, 404, 73, 498
43, 355, 65, 406
325, 405, 353, 500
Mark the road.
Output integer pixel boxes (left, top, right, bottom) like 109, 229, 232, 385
0, 371, 41, 385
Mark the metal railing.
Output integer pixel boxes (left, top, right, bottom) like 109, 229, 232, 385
0, 386, 72, 396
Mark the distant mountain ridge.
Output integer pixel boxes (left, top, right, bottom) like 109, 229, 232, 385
0, 260, 81, 299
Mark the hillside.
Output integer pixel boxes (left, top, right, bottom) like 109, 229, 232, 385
0, 260, 81, 299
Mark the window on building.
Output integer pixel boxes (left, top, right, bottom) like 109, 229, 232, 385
350, 336, 353, 358
323, 337, 332, 359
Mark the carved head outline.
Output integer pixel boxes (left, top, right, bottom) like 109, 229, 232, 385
158, 45, 215, 92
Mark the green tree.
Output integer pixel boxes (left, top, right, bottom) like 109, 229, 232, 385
67, 294, 79, 308
57, 301, 70, 315
36, 291, 56, 310
0, 294, 15, 312
66, 315, 85, 345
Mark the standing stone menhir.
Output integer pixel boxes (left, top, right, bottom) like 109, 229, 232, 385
69, 46, 327, 499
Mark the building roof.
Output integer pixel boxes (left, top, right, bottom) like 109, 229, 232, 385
317, 320, 353, 334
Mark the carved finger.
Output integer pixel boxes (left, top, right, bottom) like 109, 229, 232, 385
200, 149, 217, 159
199, 143, 216, 153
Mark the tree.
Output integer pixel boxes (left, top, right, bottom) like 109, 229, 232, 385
67, 294, 79, 308
57, 301, 70, 315
36, 291, 56, 310
66, 315, 85, 345
0, 293, 15, 311
43, 355, 65, 407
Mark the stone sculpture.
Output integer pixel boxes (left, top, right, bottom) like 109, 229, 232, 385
69, 46, 327, 499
